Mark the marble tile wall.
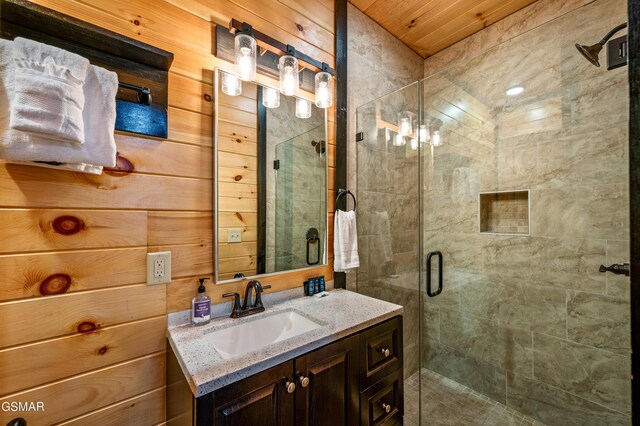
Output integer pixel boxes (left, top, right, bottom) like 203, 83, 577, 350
420, 0, 631, 424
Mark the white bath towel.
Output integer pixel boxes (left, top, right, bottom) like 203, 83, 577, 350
334, 209, 360, 273
0, 39, 118, 170
10, 37, 90, 144
10, 160, 102, 175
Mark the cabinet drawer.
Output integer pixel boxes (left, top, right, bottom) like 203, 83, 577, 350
359, 369, 403, 426
358, 316, 402, 388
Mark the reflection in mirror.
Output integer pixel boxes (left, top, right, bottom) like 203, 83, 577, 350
215, 70, 327, 283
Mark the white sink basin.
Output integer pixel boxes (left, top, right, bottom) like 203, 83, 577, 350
204, 310, 322, 359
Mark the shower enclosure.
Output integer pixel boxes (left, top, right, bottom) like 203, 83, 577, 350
355, 0, 631, 424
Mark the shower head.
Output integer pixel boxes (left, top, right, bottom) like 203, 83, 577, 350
575, 42, 603, 67
575, 23, 627, 67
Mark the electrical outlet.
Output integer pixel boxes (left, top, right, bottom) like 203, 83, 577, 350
228, 228, 242, 243
147, 251, 171, 285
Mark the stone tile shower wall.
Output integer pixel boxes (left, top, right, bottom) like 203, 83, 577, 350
348, 3, 424, 391
421, 0, 630, 424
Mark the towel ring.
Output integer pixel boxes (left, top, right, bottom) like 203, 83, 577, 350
335, 189, 356, 212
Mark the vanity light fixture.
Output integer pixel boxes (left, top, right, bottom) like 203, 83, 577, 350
279, 54, 299, 96
315, 71, 333, 108
409, 138, 418, 151
431, 130, 442, 147
221, 72, 242, 96
234, 31, 256, 81
398, 111, 414, 136
263, 87, 280, 109
224, 20, 335, 109
393, 133, 405, 147
430, 118, 444, 147
506, 86, 524, 96
419, 124, 429, 143
296, 98, 312, 119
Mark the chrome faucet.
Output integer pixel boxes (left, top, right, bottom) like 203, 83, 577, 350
223, 279, 272, 318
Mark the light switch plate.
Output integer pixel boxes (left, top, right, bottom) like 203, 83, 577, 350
147, 251, 171, 285
228, 228, 242, 243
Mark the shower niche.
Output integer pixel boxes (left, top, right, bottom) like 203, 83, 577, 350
478, 190, 530, 235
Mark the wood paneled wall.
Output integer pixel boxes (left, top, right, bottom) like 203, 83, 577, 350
0, 0, 336, 423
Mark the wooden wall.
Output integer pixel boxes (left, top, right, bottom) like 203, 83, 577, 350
0, 0, 336, 423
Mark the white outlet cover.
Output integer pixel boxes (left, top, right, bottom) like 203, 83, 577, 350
147, 251, 171, 285
228, 228, 242, 243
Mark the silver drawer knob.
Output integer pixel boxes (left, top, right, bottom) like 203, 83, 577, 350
378, 347, 390, 357
379, 401, 391, 413
298, 375, 310, 388
284, 379, 296, 394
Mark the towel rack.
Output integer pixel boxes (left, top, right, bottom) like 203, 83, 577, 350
335, 188, 356, 212
118, 82, 151, 106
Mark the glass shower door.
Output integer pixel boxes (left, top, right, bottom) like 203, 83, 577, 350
355, 82, 421, 425
419, 0, 630, 424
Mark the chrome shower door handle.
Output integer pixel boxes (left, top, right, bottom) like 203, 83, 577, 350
426, 251, 443, 297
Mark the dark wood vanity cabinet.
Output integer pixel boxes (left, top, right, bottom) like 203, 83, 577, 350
167, 316, 403, 426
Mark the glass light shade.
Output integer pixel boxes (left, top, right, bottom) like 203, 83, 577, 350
431, 130, 442, 147
221, 72, 242, 96
393, 133, 405, 147
263, 87, 280, 109
295, 98, 312, 119
419, 124, 429, 142
279, 55, 299, 96
410, 138, 418, 151
234, 33, 256, 81
315, 72, 333, 108
398, 111, 414, 136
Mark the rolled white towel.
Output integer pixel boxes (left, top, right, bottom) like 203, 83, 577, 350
10, 37, 90, 144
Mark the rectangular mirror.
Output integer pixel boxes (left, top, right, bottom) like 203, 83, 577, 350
215, 69, 328, 283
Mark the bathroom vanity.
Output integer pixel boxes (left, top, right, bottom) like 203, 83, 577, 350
166, 290, 404, 425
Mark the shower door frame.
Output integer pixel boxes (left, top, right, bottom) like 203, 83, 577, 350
627, 0, 640, 421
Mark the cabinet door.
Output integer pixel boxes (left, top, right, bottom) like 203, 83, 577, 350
197, 360, 295, 426
294, 337, 358, 426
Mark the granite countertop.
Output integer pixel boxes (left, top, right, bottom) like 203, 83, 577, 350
167, 289, 403, 397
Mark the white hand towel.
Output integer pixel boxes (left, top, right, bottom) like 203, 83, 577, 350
0, 39, 118, 169
334, 209, 360, 273
10, 37, 90, 144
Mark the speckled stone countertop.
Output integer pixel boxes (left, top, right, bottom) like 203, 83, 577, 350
167, 289, 403, 397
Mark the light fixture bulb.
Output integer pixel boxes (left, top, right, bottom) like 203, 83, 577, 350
506, 86, 524, 96
419, 124, 429, 142
393, 133, 405, 147
279, 55, 299, 96
410, 138, 418, 151
235, 33, 256, 81
221, 72, 242, 96
295, 98, 312, 119
397, 111, 414, 136
263, 87, 280, 109
431, 130, 442, 147
315, 72, 333, 108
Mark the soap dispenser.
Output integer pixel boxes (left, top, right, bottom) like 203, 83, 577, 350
192, 278, 211, 326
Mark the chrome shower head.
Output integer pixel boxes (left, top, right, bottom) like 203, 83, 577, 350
575, 42, 603, 67
575, 23, 627, 67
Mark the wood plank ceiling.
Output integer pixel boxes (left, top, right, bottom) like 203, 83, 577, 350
349, 0, 539, 58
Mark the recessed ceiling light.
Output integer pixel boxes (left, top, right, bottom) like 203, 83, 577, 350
506, 86, 524, 96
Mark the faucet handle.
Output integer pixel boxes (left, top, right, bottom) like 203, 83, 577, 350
254, 284, 271, 309
223, 292, 242, 318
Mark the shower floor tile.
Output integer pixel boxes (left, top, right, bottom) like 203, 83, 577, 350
404, 369, 546, 426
